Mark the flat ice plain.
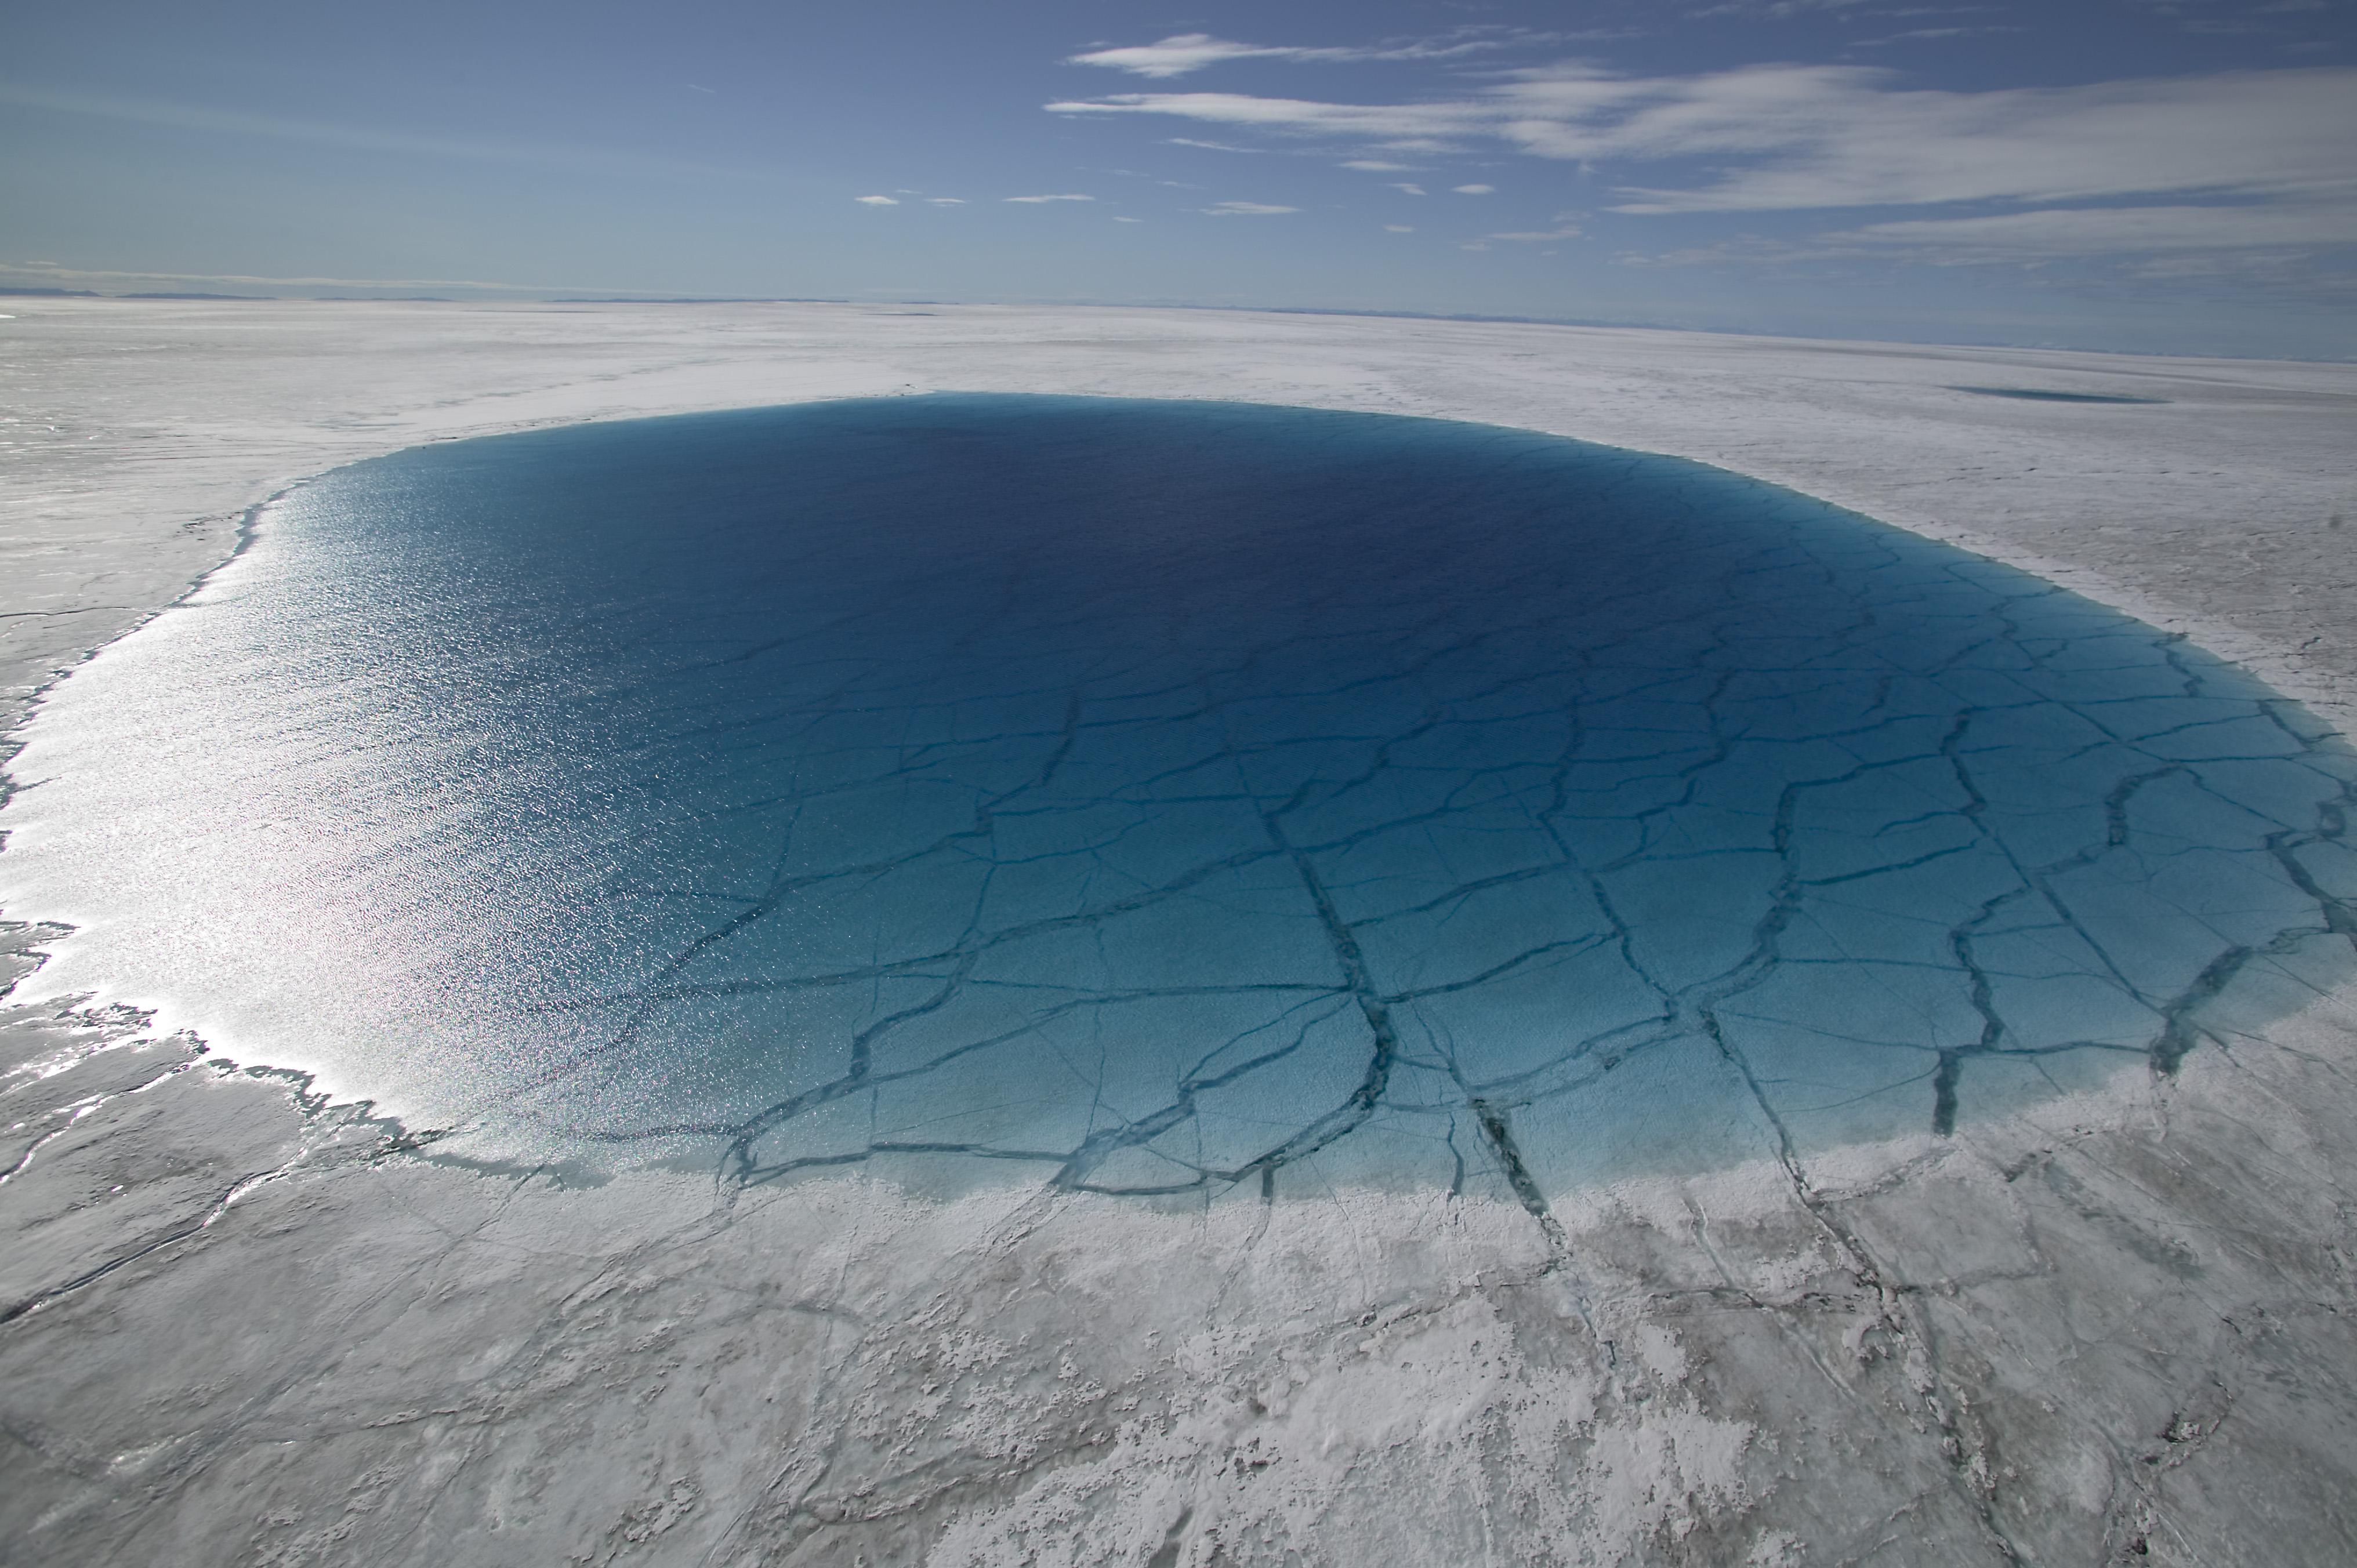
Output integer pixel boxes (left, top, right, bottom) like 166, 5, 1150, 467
3, 300, 2356, 1566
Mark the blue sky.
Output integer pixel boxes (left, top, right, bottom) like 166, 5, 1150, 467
3, 0, 2351, 355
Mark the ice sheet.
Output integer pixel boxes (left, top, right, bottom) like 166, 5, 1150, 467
5, 305, 2357, 1565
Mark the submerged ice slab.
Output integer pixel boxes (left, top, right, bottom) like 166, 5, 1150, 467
1949, 386, 2169, 405
2, 395, 2350, 1199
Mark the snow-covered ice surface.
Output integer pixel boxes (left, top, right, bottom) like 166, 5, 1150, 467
3, 301, 2356, 1565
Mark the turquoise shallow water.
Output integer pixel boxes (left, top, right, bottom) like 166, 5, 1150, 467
4, 396, 2352, 1199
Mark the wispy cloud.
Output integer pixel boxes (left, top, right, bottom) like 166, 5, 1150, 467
0, 81, 728, 180
1620, 213, 2357, 300
0, 258, 631, 295
1390, 183, 1428, 196
854, 195, 900, 206
1693, 0, 1884, 17
1835, 201, 2357, 255
1203, 201, 1299, 216
1593, 68, 2356, 214
1384, 224, 1416, 233
1049, 89, 1489, 147
1066, 31, 1538, 79
1166, 137, 1264, 153
1490, 215, 1584, 241
1342, 159, 1416, 171
1453, 184, 1497, 194
1005, 193, 1097, 202
1852, 27, 2028, 48
2137, 0, 2341, 37
927, 197, 966, 205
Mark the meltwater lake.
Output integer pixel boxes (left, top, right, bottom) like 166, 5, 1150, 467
5, 395, 2352, 1199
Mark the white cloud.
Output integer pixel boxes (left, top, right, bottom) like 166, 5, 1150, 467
1114, 216, 1145, 223
1069, 35, 1293, 78
1453, 184, 1496, 194
927, 197, 966, 205
1342, 159, 1415, 171
1046, 65, 2357, 238
854, 195, 899, 206
1390, 183, 1428, 196
1203, 200, 1299, 215
1167, 136, 1264, 153
1004, 193, 1096, 202
1065, 31, 1526, 79
1384, 224, 1416, 233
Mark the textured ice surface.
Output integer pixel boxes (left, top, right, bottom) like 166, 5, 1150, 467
3, 395, 2350, 1199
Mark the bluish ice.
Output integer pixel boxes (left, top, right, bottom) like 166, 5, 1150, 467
3, 395, 2351, 1203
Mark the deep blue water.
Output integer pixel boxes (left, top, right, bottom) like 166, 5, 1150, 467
5, 395, 2352, 1200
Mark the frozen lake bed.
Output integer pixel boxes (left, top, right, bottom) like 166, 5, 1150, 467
3, 302, 2356, 1565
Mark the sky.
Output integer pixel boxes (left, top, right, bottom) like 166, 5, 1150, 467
3, 0, 2352, 356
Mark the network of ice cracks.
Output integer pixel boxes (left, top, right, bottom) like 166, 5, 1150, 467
17, 395, 2356, 1206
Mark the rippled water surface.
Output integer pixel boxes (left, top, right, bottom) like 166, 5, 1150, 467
5, 397, 2352, 1197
